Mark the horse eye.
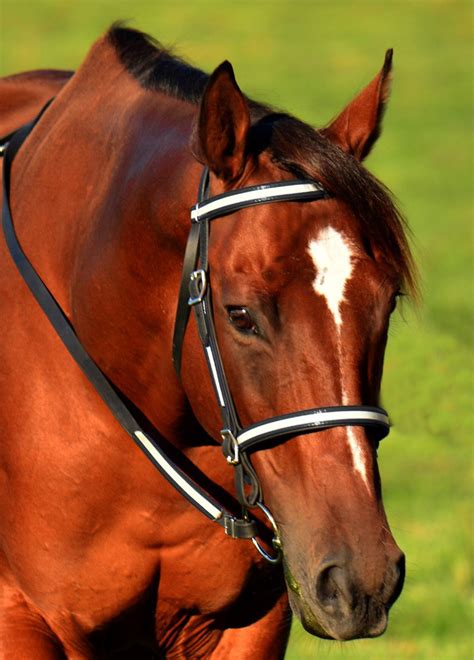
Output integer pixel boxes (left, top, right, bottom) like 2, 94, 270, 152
390, 289, 405, 313
227, 307, 259, 334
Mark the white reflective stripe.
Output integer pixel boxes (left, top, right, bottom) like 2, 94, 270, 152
237, 409, 389, 446
191, 182, 323, 221
205, 346, 225, 407
134, 431, 222, 519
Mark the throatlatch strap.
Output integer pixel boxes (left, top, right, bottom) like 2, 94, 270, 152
2, 112, 257, 540
172, 221, 201, 374
172, 169, 209, 374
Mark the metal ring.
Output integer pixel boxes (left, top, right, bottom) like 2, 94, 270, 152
251, 502, 282, 564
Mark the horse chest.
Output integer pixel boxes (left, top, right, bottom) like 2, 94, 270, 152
0, 328, 268, 651
154, 543, 282, 656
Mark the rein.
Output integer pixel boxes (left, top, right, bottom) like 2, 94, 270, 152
2, 107, 390, 564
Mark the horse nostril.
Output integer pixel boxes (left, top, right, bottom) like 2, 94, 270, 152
315, 563, 352, 616
386, 552, 406, 608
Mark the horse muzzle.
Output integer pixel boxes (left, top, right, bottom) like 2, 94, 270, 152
284, 550, 406, 640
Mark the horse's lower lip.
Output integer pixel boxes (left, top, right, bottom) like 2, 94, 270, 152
301, 616, 334, 639
364, 609, 388, 638
287, 590, 333, 639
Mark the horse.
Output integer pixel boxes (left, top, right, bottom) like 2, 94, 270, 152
0, 26, 416, 658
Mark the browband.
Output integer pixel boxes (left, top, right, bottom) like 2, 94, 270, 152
191, 179, 327, 223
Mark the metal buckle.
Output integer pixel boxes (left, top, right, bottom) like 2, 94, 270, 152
188, 269, 207, 306
222, 513, 257, 539
224, 515, 243, 538
221, 428, 240, 465
250, 502, 282, 564
223, 515, 236, 537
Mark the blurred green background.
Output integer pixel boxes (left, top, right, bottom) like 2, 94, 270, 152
1, 1, 472, 658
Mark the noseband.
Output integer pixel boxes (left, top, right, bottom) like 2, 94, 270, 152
2, 107, 389, 564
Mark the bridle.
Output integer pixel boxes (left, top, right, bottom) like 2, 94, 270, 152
2, 105, 390, 564
172, 167, 391, 560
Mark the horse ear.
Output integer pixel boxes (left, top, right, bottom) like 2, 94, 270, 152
321, 49, 393, 161
195, 60, 250, 181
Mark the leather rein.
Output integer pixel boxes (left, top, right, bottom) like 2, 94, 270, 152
1, 106, 390, 564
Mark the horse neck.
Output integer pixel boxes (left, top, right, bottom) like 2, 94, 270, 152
9, 41, 205, 444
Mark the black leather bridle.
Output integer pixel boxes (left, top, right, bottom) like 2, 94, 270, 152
2, 105, 390, 563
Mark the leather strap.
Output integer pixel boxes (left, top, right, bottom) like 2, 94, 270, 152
172, 169, 209, 374
236, 406, 390, 450
1, 109, 257, 540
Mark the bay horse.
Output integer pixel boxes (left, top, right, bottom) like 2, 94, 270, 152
0, 26, 415, 658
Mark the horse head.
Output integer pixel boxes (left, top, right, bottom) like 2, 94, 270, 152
179, 52, 414, 640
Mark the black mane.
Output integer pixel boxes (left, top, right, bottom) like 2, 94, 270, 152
108, 25, 417, 297
109, 25, 208, 103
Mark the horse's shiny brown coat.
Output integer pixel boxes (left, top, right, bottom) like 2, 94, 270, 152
0, 29, 413, 658
0, 69, 73, 136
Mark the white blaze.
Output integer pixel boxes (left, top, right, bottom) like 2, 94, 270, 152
343, 395, 370, 490
345, 429, 369, 488
307, 226, 353, 327
308, 227, 370, 490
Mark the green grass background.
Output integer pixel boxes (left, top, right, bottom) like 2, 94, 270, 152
1, 1, 472, 658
